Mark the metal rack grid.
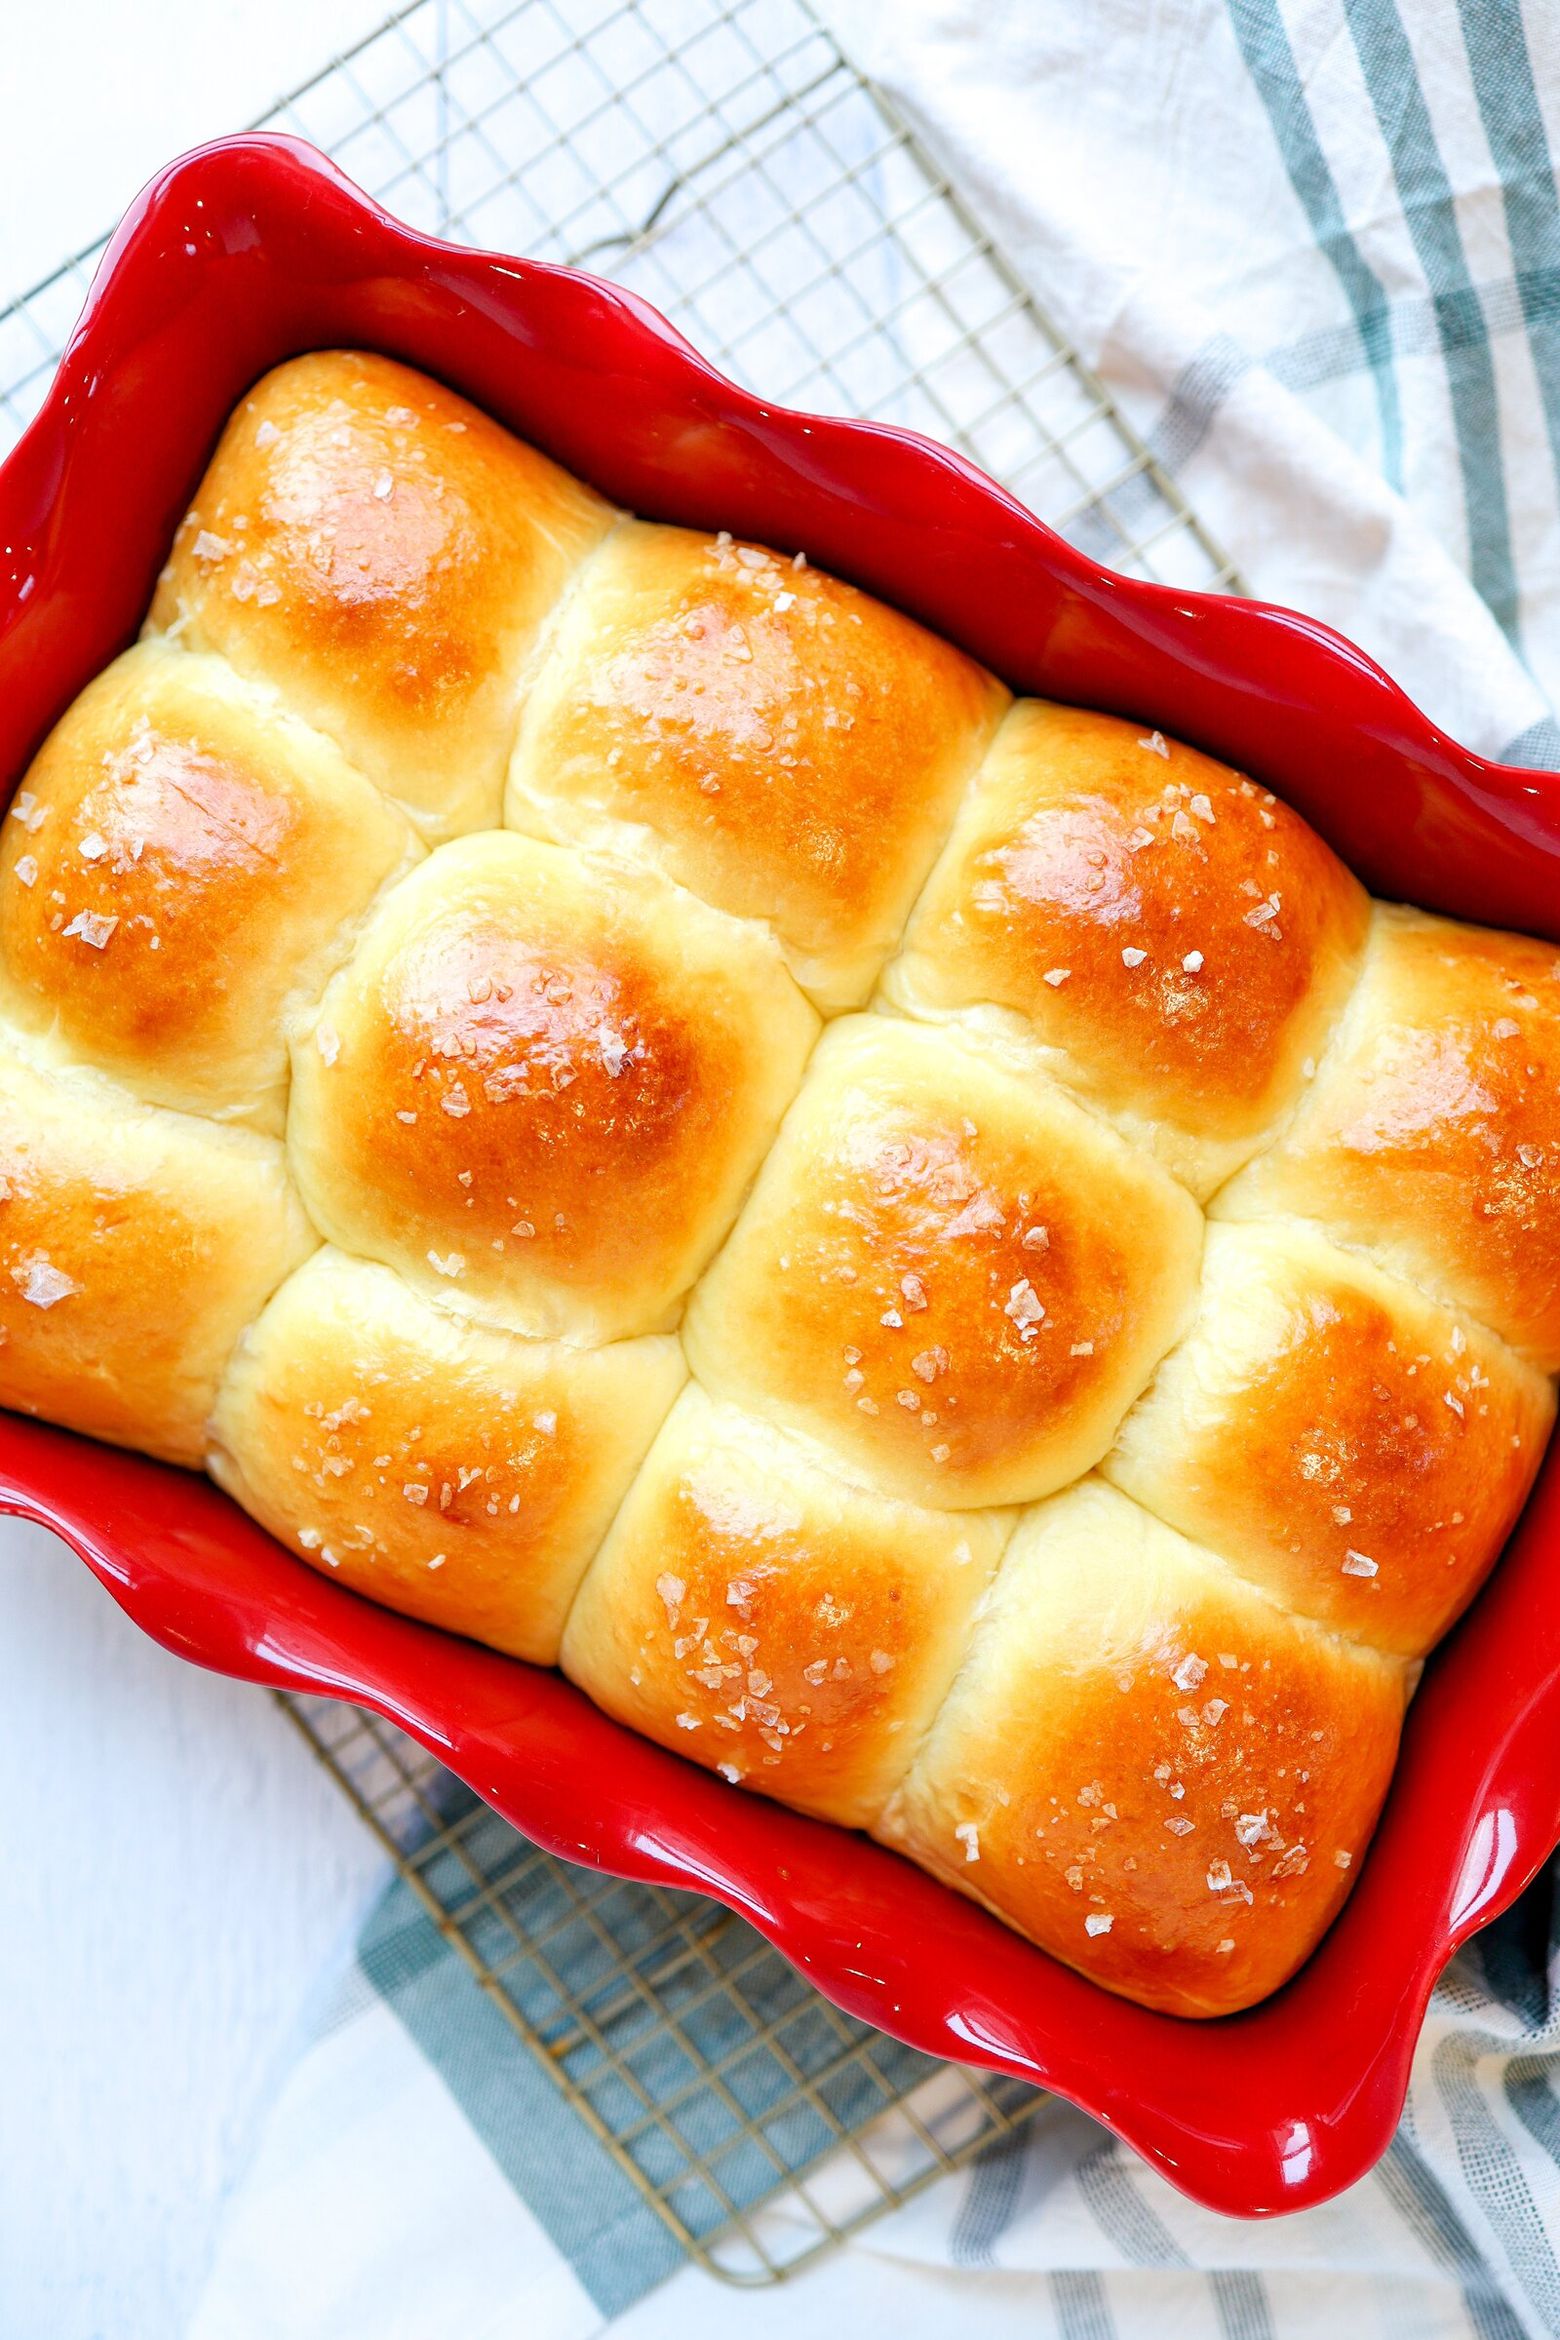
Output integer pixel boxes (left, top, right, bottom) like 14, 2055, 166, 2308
282, 1692, 1041, 2282
0, 0, 1243, 2288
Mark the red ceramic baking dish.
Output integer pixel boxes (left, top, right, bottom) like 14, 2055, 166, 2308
6, 131, 1560, 2220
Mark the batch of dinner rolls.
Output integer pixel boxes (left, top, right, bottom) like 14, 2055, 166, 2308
4, 350, 1557, 2018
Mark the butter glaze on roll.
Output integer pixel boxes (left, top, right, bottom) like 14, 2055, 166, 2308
561, 1383, 1011, 1827
0, 1044, 314, 1463
885, 700, 1371, 1197
881, 1479, 1410, 2017
507, 520, 1009, 1008
684, 1015, 1203, 1510
211, 1247, 684, 1663
1105, 1220, 1554, 1657
287, 829, 818, 1343
6, 349, 1558, 2019
1215, 903, 1560, 1369
0, 640, 418, 1131
149, 351, 614, 840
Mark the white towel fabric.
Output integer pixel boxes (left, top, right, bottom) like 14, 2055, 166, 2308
836, 0, 1560, 768
193, 5, 1560, 2334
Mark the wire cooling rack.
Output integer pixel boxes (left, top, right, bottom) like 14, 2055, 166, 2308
0, 0, 1243, 2288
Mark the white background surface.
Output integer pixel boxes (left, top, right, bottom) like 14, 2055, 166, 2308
0, 10, 424, 2338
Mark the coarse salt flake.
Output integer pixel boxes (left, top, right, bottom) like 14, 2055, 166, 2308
1172, 1653, 1208, 1692
1182, 950, 1204, 973
16, 1257, 77, 1308
1084, 1912, 1114, 1936
1342, 1550, 1379, 1577
1042, 967, 1071, 986
1121, 945, 1147, 968
62, 910, 117, 950
1138, 731, 1169, 759
77, 832, 108, 863
315, 1024, 340, 1065
1004, 1278, 1046, 1337
191, 530, 231, 563
14, 855, 36, 888
426, 1250, 465, 1278
954, 1821, 980, 1863
655, 1572, 685, 1622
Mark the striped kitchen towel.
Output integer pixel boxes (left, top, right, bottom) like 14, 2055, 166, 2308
193, 4, 1560, 2333
839, 0, 1560, 770
191, 1829, 1560, 2339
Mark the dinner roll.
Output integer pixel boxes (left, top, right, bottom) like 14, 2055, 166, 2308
878, 1478, 1410, 2017
149, 351, 615, 839
684, 1015, 1203, 1510
560, 1383, 1011, 1827
884, 700, 1370, 1196
0, 640, 418, 1131
210, 1247, 684, 1664
0, 1044, 314, 1464
1215, 903, 1560, 1368
1105, 1220, 1553, 1657
506, 521, 1008, 1008
287, 829, 818, 1343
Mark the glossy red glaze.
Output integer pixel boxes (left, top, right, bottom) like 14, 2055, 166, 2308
5, 134, 1560, 2220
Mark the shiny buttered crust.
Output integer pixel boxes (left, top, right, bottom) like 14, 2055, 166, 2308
6, 350, 1559, 2019
880, 1479, 1410, 2017
684, 1016, 1204, 1510
885, 700, 1371, 1196
506, 520, 1009, 1008
210, 1247, 685, 1664
0, 1045, 315, 1463
149, 352, 614, 839
287, 830, 818, 1343
1215, 903, 1560, 1369
0, 641, 418, 1131
560, 1384, 1011, 1827
1106, 1221, 1554, 1658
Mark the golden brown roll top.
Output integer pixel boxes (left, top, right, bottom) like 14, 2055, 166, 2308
286, 829, 819, 1344
149, 352, 615, 840
885, 700, 1371, 1196
684, 1014, 1203, 1510
0, 640, 418, 1131
560, 1383, 1011, 1827
210, 1247, 685, 1664
1105, 1220, 1553, 1657
879, 1478, 1410, 2018
1215, 903, 1560, 1369
0, 1044, 315, 1464
506, 520, 1009, 1008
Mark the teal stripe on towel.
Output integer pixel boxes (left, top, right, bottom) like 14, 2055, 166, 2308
357, 1859, 684, 2317
1343, 0, 1522, 643
1459, 0, 1560, 506
1226, 0, 1404, 487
